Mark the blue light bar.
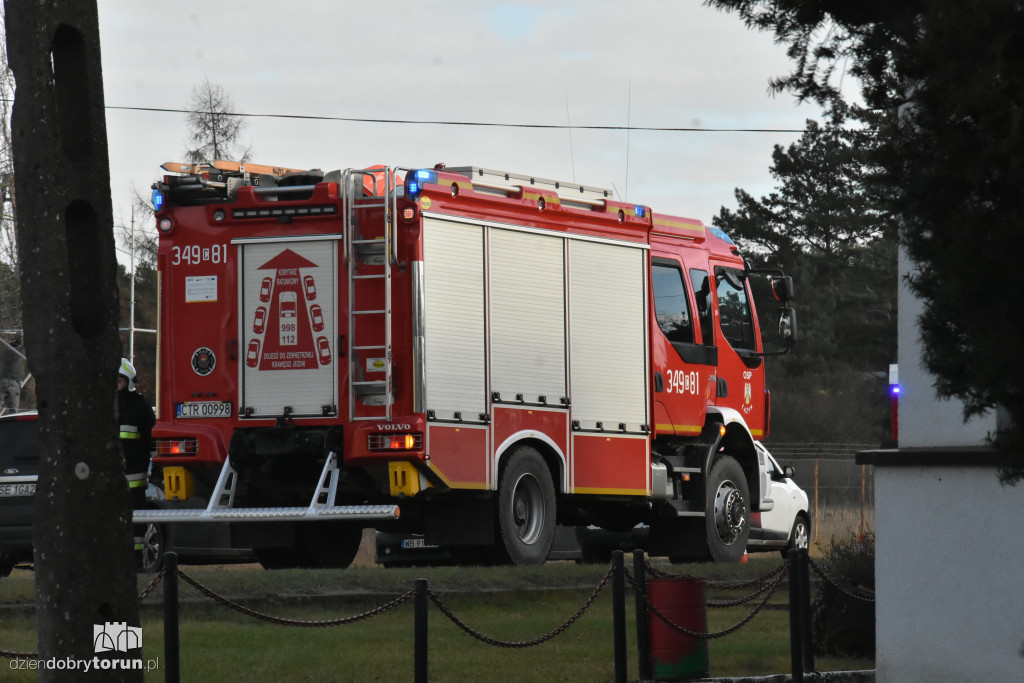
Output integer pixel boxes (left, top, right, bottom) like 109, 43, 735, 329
890, 385, 901, 396
406, 169, 438, 197
152, 188, 164, 211
634, 205, 646, 218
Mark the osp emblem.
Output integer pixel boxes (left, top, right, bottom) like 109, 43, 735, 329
191, 347, 216, 376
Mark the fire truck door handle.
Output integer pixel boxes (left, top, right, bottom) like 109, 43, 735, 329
338, 335, 345, 357
717, 377, 728, 398
654, 372, 665, 392
229, 339, 238, 361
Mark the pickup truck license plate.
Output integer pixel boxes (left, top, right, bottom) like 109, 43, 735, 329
0, 482, 36, 497
176, 401, 233, 418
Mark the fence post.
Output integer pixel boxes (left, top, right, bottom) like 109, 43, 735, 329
414, 578, 428, 683
163, 551, 180, 683
633, 549, 651, 682
787, 548, 804, 683
798, 549, 815, 673
612, 550, 627, 683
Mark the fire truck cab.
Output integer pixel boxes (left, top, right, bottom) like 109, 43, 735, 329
141, 160, 796, 568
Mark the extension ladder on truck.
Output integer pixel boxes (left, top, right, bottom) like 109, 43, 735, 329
342, 167, 397, 421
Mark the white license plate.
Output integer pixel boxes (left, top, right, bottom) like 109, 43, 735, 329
176, 401, 233, 419
401, 538, 435, 549
0, 482, 36, 497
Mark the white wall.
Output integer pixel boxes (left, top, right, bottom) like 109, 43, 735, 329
875, 465, 1024, 682
896, 247, 996, 447
870, 247, 1024, 682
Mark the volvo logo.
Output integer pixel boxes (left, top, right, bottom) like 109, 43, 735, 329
2, 467, 18, 475
376, 423, 412, 431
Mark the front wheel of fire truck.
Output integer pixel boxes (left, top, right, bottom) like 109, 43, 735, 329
496, 446, 556, 566
705, 455, 750, 563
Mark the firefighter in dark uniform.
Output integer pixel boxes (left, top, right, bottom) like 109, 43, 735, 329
118, 358, 155, 550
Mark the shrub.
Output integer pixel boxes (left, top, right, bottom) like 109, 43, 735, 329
811, 531, 875, 657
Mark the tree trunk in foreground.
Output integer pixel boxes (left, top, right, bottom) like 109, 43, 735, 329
5, 1, 142, 680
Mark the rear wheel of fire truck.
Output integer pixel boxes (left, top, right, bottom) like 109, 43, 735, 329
496, 446, 556, 566
297, 523, 363, 569
704, 455, 750, 563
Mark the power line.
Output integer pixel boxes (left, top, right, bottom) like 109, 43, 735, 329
1, 96, 811, 132
96, 103, 806, 134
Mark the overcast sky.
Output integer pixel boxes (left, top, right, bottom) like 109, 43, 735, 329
95, 1, 823, 251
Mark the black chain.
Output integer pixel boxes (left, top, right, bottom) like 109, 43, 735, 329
806, 557, 875, 603
138, 570, 165, 602
629, 564, 786, 639
428, 565, 613, 648
177, 569, 415, 626
644, 558, 789, 590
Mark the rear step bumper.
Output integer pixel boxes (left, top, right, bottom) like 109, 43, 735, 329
133, 504, 400, 524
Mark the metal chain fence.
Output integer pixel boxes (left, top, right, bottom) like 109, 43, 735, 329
175, 569, 416, 627
628, 560, 788, 640
2, 552, 825, 682
808, 556, 876, 603
426, 565, 613, 649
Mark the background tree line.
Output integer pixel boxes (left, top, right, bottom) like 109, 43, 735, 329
707, 0, 1024, 480
717, 105, 898, 444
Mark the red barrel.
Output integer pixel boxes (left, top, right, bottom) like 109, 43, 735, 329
647, 577, 709, 680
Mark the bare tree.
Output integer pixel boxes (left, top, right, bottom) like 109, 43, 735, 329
185, 77, 252, 163
0, 6, 25, 413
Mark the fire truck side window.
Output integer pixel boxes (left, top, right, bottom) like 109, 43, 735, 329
652, 263, 694, 344
689, 269, 714, 346
714, 266, 756, 351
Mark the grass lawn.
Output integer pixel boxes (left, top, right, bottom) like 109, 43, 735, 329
0, 556, 872, 681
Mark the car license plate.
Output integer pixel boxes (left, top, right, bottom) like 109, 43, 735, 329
0, 482, 35, 497
401, 538, 436, 549
176, 401, 233, 418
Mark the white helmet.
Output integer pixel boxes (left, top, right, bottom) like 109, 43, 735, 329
118, 358, 137, 391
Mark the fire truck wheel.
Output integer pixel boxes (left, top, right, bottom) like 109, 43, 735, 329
497, 447, 556, 566
138, 523, 165, 574
297, 523, 363, 569
255, 547, 303, 570
705, 455, 750, 563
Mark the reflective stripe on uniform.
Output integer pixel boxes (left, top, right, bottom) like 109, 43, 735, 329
126, 473, 149, 488
120, 425, 140, 440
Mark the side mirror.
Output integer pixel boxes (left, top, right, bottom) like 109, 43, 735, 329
778, 307, 798, 347
771, 275, 794, 302
783, 465, 796, 479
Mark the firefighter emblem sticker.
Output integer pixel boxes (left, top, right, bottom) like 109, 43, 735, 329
191, 347, 216, 376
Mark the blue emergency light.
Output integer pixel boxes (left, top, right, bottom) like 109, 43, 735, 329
152, 188, 164, 211
406, 169, 438, 197
634, 205, 647, 218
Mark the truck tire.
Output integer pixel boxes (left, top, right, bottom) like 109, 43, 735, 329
705, 455, 750, 563
255, 546, 303, 570
497, 446, 556, 566
297, 523, 362, 569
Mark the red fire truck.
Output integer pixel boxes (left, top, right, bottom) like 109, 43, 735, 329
139, 161, 796, 568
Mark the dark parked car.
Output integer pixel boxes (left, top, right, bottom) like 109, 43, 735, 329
0, 411, 253, 576
0, 412, 38, 576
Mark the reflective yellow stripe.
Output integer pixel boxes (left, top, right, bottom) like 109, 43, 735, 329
126, 473, 148, 488
120, 432, 141, 439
